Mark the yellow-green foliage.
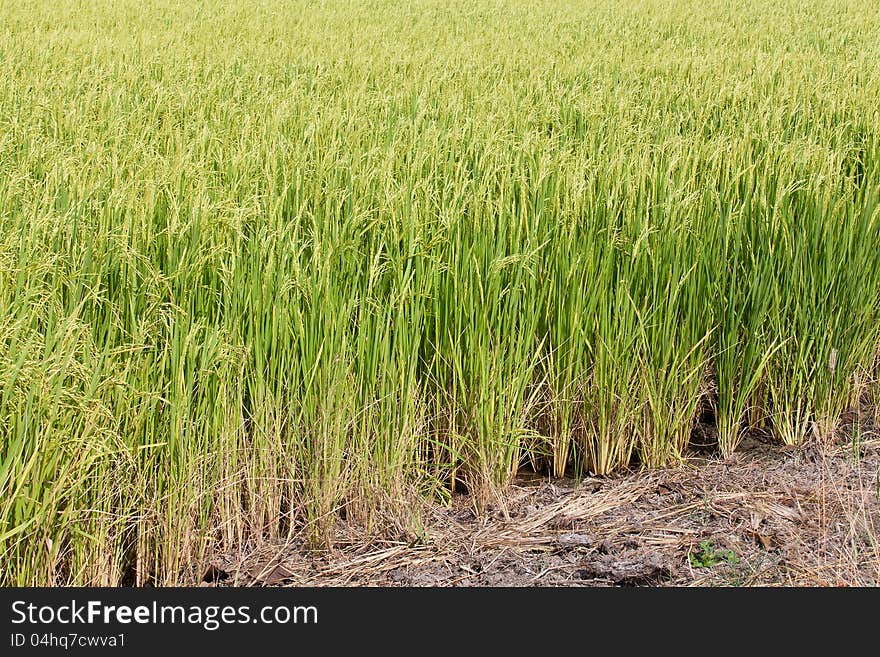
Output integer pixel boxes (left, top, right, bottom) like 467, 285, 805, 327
1, 0, 879, 584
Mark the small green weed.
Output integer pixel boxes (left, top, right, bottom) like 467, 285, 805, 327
689, 541, 739, 568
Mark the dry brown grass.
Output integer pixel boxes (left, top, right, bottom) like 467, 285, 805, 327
200, 424, 880, 587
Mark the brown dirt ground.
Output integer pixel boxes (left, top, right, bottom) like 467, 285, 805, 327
205, 425, 880, 587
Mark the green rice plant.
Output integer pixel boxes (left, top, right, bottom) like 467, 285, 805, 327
626, 150, 714, 468
766, 189, 880, 446
536, 226, 596, 478
583, 280, 644, 475
1, 0, 879, 585
711, 150, 782, 457
424, 156, 547, 506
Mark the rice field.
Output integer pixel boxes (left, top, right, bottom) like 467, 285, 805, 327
1, 0, 879, 586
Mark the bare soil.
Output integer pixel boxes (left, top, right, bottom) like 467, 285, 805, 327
205, 427, 880, 587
